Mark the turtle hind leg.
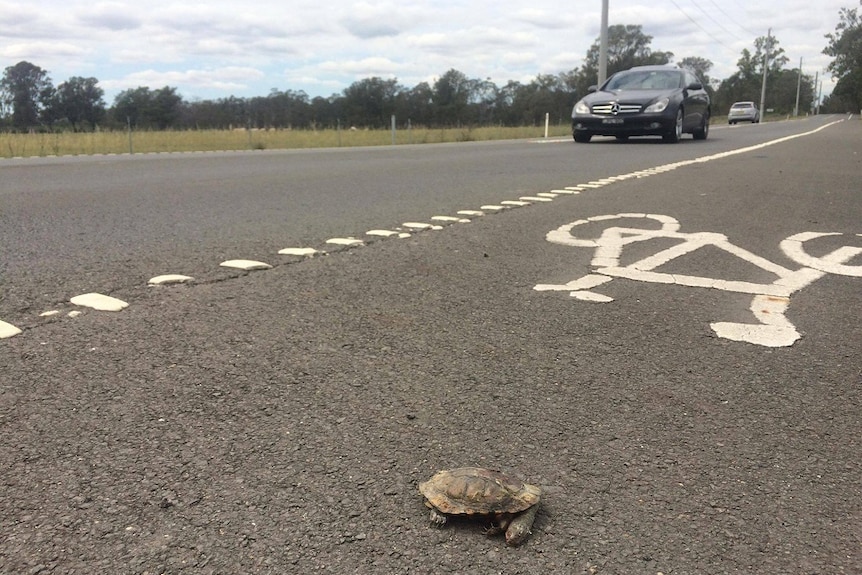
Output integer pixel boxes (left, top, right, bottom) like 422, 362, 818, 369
505, 505, 539, 546
428, 508, 448, 527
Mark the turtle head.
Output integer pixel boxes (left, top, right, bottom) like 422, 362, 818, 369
504, 503, 539, 546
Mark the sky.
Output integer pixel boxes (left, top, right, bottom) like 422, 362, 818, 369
0, 0, 851, 104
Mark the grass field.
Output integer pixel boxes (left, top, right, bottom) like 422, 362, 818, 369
0, 125, 575, 159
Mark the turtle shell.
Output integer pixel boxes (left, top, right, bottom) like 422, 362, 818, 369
419, 467, 541, 516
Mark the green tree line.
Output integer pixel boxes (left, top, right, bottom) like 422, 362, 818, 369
2, 11, 857, 133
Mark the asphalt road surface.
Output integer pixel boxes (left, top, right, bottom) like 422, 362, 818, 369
1, 117, 860, 574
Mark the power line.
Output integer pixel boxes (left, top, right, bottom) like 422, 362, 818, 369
689, 0, 746, 42
666, 0, 740, 54
703, 0, 760, 39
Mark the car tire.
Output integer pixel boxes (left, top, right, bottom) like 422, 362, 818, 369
693, 111, 709, 140
729, 120, 735, 125
573, 133, 592, 143
663, 109, 683, 143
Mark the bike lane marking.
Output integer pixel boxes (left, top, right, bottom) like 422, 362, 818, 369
535, 214, 861, 348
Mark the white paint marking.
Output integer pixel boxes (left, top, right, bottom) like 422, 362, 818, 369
780, 234, 862, 277
219, 259, 273, 270
0, 320, 22, 339
570, 291, 614, 303
70, 293, 129, 312
68, 310, 82, 318
402, 222, 434, 230
325, 237, 364, 246
148, 274, 194, 285
457, 210, 484, 216
501, 200, 530, 206
550, 189, 580, 195
366, 230, 400, 237
40, 310, 60, 317
479, 205, 506, 211
519, 196, 553, 202
537, 192, 559, 198
536, 206, 860, 347
431, 216, 463, 222
278, 247, 319, 256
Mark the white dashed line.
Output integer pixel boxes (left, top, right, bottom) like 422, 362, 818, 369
367, 230, 402, 237
325, 237, 364, 246
278, 247, 319, 256
501, 200, 530, 206
70, 293, 129, 312
402, 222, 435, 230
0, 320, 22, 339
457, 210, 485, 217
148, 274, 194, 285
219, 259, 273, 270
431, 215, 470, 223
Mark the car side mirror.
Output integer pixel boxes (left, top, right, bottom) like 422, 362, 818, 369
588, 85, 598, 93
686, 82, 703, 91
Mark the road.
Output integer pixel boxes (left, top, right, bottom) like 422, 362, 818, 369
1, 117, 860, 574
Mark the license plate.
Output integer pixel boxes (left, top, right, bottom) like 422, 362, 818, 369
602, 118, 624, 124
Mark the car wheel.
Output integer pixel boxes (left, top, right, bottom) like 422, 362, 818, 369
729, 120, 735, 125
693, 111, 709, 140
573, 133, 592, 143
663, 108, 683, 143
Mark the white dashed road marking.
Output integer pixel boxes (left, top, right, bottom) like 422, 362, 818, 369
149, 274, 194, 285
0, 320, 22, 339
278, 247, 319, 256
219, 259, 273, 271
70, 293, 129, 312
325, 237, 364, 246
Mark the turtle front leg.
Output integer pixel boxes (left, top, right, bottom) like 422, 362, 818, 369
428, 508, 448, 527
505, 505, 539, 546
484, 513, 511, 536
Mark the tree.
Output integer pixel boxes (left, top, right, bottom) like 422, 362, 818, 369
340, 77, 402, 128
48, 77, 106, 130
432, 69, 472, 125
112, 86, 183, 129
113, 87, 152, 128
677, 56, 713, 87
823, 2, 862, 112
714, 35, 793, 114
574, 24, 674, 96
0, 61, 53, 130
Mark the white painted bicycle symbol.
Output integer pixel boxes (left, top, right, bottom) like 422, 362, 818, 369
534, 214, 862, 347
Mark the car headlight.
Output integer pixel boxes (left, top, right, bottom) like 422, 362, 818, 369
572, 100, 590, 116
644, 98, 669, 113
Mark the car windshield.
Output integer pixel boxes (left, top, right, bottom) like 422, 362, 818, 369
604, 70, 683, 91
732, 103, 753, 108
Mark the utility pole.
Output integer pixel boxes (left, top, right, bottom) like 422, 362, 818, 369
813, 71, 819, 114
598, 0, 609, 86
817, 79, 823, 114
759, 28, 771, 123
794, 57, 802, 116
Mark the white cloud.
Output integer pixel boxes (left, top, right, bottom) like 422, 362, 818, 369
100, 67, 266, 96
0, 0, 848, 101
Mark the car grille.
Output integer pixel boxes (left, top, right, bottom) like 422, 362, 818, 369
591, 103, 642, 115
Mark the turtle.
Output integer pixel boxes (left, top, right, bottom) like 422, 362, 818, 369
418, 467, 541, 546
